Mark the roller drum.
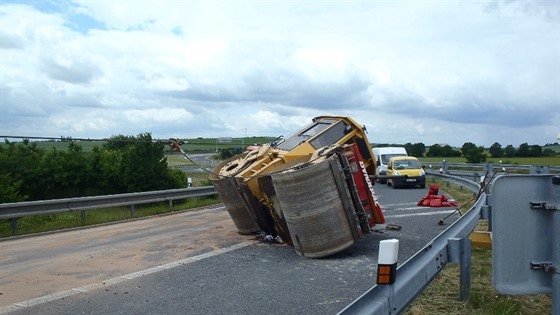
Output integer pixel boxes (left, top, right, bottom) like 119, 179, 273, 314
210, 176, 259, 234
270, 155, 357, 258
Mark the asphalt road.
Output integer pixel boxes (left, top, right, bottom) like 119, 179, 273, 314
0, 182, 461, 315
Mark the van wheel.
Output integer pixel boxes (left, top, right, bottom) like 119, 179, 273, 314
387, 180, 391, 187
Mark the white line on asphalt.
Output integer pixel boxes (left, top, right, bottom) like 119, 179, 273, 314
0, 241, 255, 315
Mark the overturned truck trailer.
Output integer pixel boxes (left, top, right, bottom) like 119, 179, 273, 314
210, 116, 385, 258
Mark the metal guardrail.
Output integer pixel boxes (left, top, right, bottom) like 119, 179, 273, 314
0, 187, 217, 235
426, 171, 481, 193
423, 161, 560, 176
443, 162, 560, 173
339, 172, 485, 314
0, 187, 217, 220
422, 162, 559, 188
490, 175, 559, 314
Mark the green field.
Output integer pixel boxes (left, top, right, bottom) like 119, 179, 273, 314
5, 139, 559, 162
2, 137, 277, 153
181, 136, 276, 152
420, 156, 560, 166
7, 140, 106, 152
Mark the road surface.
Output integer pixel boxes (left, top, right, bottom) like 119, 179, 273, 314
0, 183, 462, 314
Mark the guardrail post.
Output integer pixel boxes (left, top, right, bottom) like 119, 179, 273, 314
168, 200, 173, 209
448, 237, 472, 301
81, 210, 86, 225
130, 204, 136, 218
480, 205, 489, 220
11, 218, 17, 236
459, 238, 472, 301
485, 194, 493, 232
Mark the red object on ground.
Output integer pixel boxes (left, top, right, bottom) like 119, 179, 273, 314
428, 185, 439, 196
417, 185, 459, 207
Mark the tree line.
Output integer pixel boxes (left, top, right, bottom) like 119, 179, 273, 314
395, 142, 558, 163
2, 135, 558, 204
0, 133, 186, 203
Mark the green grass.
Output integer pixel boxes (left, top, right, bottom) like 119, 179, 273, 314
10, 140, 105, 152
3, 137, 277, 153
181, 136, 276, 152
420, 156, 560, 166
405, 177, 552, 315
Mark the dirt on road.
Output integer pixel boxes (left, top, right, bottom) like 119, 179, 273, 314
0, 207, 256, 307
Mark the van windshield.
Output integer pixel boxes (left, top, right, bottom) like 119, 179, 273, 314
381, 154, 406, 164
394, 159, 421, 169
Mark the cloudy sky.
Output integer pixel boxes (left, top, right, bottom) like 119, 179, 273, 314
1, 0, 559, 147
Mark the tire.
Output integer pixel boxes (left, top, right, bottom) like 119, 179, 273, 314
378, 172, 387, 184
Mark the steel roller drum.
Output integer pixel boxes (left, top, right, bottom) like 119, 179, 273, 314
210, 157, 259, 234
270, 154, 359, 258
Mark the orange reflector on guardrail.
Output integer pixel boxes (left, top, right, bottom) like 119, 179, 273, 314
377, 264, 397, 284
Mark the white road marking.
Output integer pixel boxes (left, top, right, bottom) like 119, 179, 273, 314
0, 241, 255, 314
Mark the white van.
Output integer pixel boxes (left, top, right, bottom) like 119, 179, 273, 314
373, 147, 408, 183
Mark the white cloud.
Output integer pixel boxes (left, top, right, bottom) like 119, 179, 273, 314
0, 1, 558, 147
125, 108, 193, 123
51, 113, 115, 133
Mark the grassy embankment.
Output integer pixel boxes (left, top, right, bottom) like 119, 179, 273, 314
405, 177, 552, 315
